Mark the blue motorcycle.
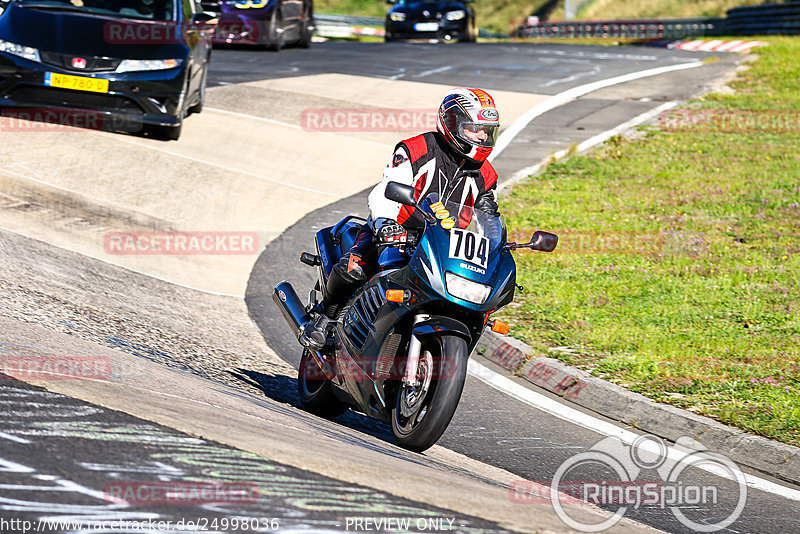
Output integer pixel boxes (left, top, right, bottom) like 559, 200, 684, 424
273, 182, 557, 452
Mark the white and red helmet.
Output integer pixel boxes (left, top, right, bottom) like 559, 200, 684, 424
436, 87, 500, 162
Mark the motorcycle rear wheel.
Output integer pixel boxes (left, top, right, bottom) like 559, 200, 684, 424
391, 335, 468, 452
297, 349, 348, 417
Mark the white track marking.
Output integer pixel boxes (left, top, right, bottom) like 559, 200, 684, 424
0, 431, 30, 444
489, 61, 702, 162
698, 40, 725, 51
729, 41, 764, 53
0, 225, 243, 298
715, 40, 745, 52
98, 134, 338, 197
467, 360, 800, 501
206, 106, 306, 129
207, 107, 392, 148
416, 65, 453, 78
677, 40, 705, 51
500, 101, 679, 190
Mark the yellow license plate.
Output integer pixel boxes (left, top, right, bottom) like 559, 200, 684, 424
44, 72, 109, 93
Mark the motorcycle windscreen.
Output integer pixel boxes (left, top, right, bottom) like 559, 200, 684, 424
411, 194, 514, 311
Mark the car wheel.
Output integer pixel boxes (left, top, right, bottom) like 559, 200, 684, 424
266, 6, 283, 51
460, 19, 477, 42
297, 3, 313, 48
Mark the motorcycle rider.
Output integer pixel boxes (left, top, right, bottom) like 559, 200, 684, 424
300, 87, 502, 351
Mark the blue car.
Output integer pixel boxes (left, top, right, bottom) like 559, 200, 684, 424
0, 0, 215, 140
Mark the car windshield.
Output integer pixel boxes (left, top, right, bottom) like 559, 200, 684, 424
17, 0, 175, 21
420, 194, 506, 251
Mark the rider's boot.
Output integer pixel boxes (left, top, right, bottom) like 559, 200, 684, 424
300, 252, 368, 351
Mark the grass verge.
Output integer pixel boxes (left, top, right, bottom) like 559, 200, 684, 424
499, 36, 800, 447
576, 0, 766, 21
315, 0, 553, 36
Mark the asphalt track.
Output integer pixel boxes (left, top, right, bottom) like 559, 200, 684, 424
243, 43, 800, 533
1, 40, 798, 533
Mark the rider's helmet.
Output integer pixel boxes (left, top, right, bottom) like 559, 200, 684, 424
436, 87, 500, 163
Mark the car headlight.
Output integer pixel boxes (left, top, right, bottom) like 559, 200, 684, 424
389, 12, 406, 21
0, 39, 40, 62
116, 59, 183, 73
445, 10, 466, 20
445, 272, 491, 305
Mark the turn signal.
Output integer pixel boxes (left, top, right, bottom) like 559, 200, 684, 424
491, 319, 510, 335
385, 289, 406, 303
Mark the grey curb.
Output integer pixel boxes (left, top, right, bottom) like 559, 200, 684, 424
475, 332, 800, 487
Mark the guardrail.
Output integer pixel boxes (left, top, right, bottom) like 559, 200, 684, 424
314, 13, 385, 38
513, 0, 800, 39
512, 18, 723, 40
315, 14, 385, 27
726, 1, 800, 35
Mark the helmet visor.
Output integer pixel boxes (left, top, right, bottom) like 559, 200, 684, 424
460, 122, 499, 147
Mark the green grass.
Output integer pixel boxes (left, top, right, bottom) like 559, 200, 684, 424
575, 0, 767, 21
315, 0, 774, 36
498, 36, 800, 447
315, 0, 553, 36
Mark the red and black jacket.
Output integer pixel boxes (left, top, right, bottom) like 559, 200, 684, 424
394, 132, 498, 229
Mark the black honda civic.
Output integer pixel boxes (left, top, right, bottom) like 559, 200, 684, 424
0, 0, 215, 140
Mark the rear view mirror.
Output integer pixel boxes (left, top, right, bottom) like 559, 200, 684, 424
529, 231, 558, 252
384, 181, 439, 225
385, 181, 416, 206
507, 230, 558, 252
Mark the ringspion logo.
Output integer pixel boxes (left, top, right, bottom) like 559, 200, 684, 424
515, 435, 748, 532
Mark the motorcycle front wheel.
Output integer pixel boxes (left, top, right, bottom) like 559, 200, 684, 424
297, 349, 348, 418
391, 335, 468, 452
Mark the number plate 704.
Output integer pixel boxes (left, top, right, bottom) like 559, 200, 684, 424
448, 228, 489, 269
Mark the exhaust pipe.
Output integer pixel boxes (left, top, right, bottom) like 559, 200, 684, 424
273, 281, 311, 340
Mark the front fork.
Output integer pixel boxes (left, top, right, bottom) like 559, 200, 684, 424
403, 314, 430, 387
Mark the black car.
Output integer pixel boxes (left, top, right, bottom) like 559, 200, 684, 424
0, 0, 215, 140
200, 0, 313, 50
385, 0, 476, 42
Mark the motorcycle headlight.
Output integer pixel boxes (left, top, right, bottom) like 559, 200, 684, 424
116, 59, 182, 73
0, 39, 40, 62
445, 272, 491, 305
389, 12, 406, 21
445, 10, 466, 20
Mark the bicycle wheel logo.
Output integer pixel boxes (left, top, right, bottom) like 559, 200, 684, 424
550, 435, 747, 532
